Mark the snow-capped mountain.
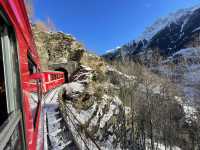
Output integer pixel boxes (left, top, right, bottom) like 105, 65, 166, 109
103, 5, 200, 59
137, 5, 200, 42
103, 5, 200, 105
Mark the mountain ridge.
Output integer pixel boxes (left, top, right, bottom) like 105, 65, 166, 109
103, 4, 200, 59
102, 4, 200, 105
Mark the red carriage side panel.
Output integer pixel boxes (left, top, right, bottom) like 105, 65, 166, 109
0, 0, 42, 150
42, 72, 65, 93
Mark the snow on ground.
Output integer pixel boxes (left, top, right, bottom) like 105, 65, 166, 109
62, 82, 85, 94
173, 47, 200, 58
81, 65, 93, 71
155, 47, 200, 105
146, 139, 181, 150
99, 96, 119, 129
88, 100, 106, 129
107, 65, 136, 80
106, 46, 121, 54
73, 72, 92, 81
192, 26, 200, 33
66, 101, 97, 124
174, 96, 197, 123
184, 64, 200, 84
183, 105, 197, 121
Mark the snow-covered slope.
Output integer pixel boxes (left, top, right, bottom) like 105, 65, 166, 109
156, 48, 200, 105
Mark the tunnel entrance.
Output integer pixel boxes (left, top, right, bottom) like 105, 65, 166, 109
55, 68, 69, 83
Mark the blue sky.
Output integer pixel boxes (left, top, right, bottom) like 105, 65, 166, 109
34, 0, 200, 55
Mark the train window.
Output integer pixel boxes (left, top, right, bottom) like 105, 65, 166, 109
51, 74, 53, 80
0, 9, 24, 149
52, 74, 54, 80
28, 53, 37, 74
27, 53, 42, 129
0, 35, 7, 126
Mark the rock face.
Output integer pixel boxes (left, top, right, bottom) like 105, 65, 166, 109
32, 25, 85, 73
102, 5, 200, 105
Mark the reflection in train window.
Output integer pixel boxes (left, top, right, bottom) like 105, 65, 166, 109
0, 35, 8, 126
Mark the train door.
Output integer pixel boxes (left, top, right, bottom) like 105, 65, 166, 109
0, 9, 26, 149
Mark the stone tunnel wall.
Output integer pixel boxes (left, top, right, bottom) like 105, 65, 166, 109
48, 61, 79, 79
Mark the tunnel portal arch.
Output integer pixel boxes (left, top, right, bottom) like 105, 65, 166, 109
55, 68, 69, 83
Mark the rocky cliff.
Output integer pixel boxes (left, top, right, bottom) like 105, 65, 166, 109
32, 24, 85, 73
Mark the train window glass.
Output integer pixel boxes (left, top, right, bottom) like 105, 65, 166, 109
1, 27, 20, 113
0, 35, 8, 126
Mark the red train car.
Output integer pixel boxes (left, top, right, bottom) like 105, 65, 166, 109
0, 0, 47, 149
30, 71, 65, 93
42, 71, 65, 93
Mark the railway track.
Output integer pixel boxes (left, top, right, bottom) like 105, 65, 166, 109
44, 87, 78, 150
